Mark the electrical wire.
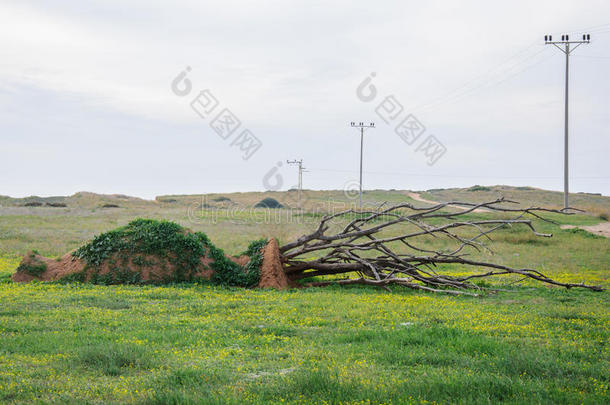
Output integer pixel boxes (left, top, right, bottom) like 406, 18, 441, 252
406, 42, 545, 114
402, 23, 609, 116
307, 167, 609, 180
412, 47, 553, 115
405, 41, 541, 112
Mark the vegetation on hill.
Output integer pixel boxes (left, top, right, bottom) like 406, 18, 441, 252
423, 185, 609, 218
211, 238, 266, 287
67, 219, 263, 286
255, 197, 284, 208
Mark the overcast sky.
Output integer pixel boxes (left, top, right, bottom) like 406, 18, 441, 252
1, 0, 609, 199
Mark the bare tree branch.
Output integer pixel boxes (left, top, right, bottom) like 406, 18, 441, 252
278, 199, 604, 293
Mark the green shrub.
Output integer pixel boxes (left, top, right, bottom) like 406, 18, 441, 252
254, 198, 283, 208
208, 238, 266, 287
73, 219, 210, 284
46, 202, 67, 207
71, 219, 264, 287
16, 259, 47, 277
241, 238, 267, 282
468, 185, 491, 192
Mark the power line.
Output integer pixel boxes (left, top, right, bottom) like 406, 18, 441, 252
405, 41, 541, 112
573, 54, 610, 59
400, 23, 609, 117
562, 22, 610, 35
349, 121, 375, 209
544, 32, 592, 209
412, 47, 552, 114
286, 159, 306, 209
307, 167, 608, 180
406, 42, 551, 115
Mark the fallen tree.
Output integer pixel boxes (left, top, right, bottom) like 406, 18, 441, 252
12, 199, 604, 294
277, 198, 604, 295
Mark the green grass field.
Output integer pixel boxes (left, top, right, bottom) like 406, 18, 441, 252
0, 187, 608, 404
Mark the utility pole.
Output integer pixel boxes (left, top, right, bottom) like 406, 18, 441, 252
287, 159, 306, 209
350, 122, 375, 210
544, 33, 591, 209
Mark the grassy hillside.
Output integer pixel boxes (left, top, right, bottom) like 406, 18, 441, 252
0, 191, 153, 209
422, 185, 609, 218
0, 186, 608, 403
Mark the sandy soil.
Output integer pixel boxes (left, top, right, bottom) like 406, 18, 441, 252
406, 192, 489, 213
11, 252, 86, 283
257, 238, 290, 289
560, 222, 610, 238
12, 250, 217, 283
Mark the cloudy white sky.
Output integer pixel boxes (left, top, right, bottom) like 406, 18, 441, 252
1, 0, 609, 199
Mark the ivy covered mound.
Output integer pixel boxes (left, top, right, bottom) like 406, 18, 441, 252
12, 219, 281, 288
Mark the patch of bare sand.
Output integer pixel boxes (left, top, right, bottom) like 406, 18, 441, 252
561, 222, 610, 238
405, 192, 489, 213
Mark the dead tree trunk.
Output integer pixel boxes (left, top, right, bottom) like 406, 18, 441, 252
277, 198, 603, 295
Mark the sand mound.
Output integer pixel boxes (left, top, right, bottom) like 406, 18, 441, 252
12, 250, 216, 284
12, 251, 86, 283
257, 238, 289, 289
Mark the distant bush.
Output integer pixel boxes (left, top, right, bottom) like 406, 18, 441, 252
212, 196, 231, 202
468, 185, 491, 192
23, 201, 43, 207
102, 204, 120, 208
46, 202, 67, 207
599, 212, 609, 221
254, 198, 284, 209
564, 228, 604, 239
